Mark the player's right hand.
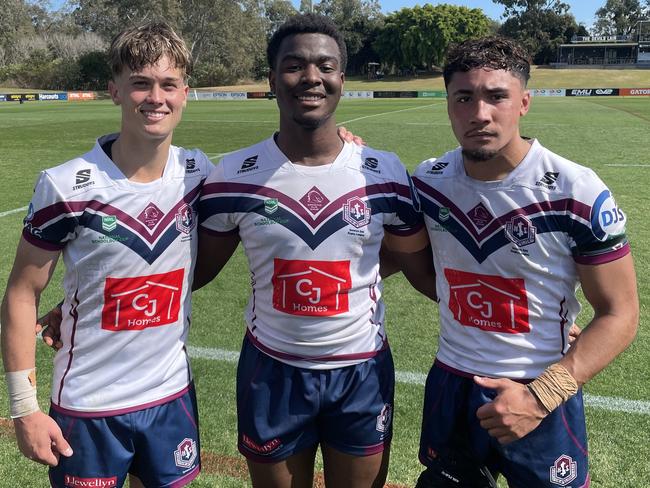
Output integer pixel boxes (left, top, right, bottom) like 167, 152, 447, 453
39, 304, 63, 350
13, 411, 73, 466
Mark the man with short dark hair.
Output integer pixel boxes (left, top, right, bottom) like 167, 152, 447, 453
196, 13, 434, 488
411, 36, 638, 487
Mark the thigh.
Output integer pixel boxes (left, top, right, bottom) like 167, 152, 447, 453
48, 409, 132, 488
129, 385, 201, 488
322, 443, 390, 488
237, 336, 319, 462
247, 445, 318, 488
319, 348, 395, 456
497, 390, 589, 488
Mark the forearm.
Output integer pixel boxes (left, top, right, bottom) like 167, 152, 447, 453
1, 290, 39, 372
558, 311, 637, 387
396, 245, 437, 301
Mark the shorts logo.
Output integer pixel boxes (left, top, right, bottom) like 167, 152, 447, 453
549, 454, 577, 486
101, 269, 184, 331
444, 268, 530, 333
175, 203, 195, 235
242, 434, 282, 455
265, 198, 279, 214
467, 202, 493, 229
137, 202, 164, 230
376, 403, 392, 433
64, 475, 117, 487
174, 437, 198, 469
505, 214, 536, 247
102, 215, 117, 232
299, 186, 329, 215
343, 196, 371, 228
272, 259, 351, 316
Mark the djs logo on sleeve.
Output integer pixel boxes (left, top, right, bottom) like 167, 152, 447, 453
101, 269, 184, 330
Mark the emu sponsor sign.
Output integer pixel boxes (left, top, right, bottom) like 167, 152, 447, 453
620, 88, 650, 96
566, 88, 619, 97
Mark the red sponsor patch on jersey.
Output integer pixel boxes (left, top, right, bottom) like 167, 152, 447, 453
272, 259, 351, 316
444, 268, 529, 333
64, 475, 117, 487
101, 269, 184, 331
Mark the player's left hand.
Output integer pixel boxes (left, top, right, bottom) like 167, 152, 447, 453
568, 323, 581, 344
473, 376, 548, 444
337, 126, 365, 146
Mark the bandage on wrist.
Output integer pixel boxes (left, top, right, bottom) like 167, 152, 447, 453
5, 369, 40, 418
527, 363, 578, 413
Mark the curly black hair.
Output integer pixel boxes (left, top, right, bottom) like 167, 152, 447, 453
267, 13, 347, 72
443, 37, 531, 88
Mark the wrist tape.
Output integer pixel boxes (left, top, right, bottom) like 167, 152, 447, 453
527, 363, 578, 414
5, 368, 40, 418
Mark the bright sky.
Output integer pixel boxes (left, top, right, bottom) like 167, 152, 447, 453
293, 0, 604, 28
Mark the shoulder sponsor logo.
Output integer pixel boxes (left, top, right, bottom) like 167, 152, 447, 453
64, 475, 117, 487
427, 161, 449, 174
536, 171, 559, 189
592, 190, 626, 239
185, 158, 200, 174
101, 269, 184, 331
467, 202, 493, 229
272, 259, 351, 316
237, 155, 259, 174
444, 268, 530, 333
174, 437, 198, 469
24, 202, 35, 223
362, 157, 381, 173
343, 196, 371, 228
299, 186, 329, 214
549, 454, 577, 486
73, 169, 95, 190
505, 214, 537, 247
137, 202, 163, 230
175, 203, 195, 235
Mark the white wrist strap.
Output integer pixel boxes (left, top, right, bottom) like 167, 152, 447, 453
5, 369, 40, 418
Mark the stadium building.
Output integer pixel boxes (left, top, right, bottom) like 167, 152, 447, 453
555, 20, 650, 68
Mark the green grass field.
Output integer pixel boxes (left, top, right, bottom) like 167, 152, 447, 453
0, 95, 649, 487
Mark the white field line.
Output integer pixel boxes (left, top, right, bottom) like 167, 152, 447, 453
337, 102, 444, 126
605, 164, 650, 167
0, 206, 27, 218
187, 345, 650, 416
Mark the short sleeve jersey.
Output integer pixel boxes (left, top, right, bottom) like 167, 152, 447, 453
200, 136, 422, 369
23, 133, 212, 415
412, 140, 629, 378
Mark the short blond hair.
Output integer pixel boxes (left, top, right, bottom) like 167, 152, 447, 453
109, 21, 192, 80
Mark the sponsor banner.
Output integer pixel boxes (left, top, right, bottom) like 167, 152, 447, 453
418, 90, 447, 98
566, 88, 619, 97
342, 90, 373, 98
38, 92, 68, 101
374, 91, 418, 98
6, 93, 39, 101
193, 91, 214, 100
531, 88, 566, 97
0, 95, 5, 101
213, 91, 247, 100
247, 91, 274, 99
620, 88, 650, 96
67, 91, 97, 101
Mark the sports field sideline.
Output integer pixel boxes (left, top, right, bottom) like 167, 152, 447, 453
0, 96, 648, 486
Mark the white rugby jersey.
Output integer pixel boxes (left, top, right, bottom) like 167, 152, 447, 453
200, 136, 422, 369
22, 133, 212, 415
412, 140, 629, 378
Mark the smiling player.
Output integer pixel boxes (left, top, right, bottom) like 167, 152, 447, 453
1, 22, 208, 487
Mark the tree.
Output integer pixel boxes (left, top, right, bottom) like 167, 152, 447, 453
494, 0, 585, 64
594, 0, 646, 36
374, 5, 491, 73
263, 0, 298, 35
